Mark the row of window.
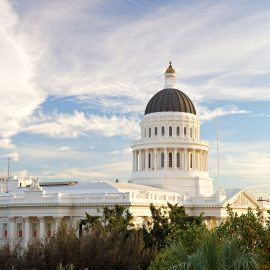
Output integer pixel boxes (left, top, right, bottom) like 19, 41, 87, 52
137, 152, 207, 171
2, 223, 52, 238
144, 126, 197, 139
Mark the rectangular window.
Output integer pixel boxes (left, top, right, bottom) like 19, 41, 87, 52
162, 127, 165, 136
169, 127, 172, 137
161, 153, 164, 168
177, 153, 180, 168
184, 127, 187, 136
190, 128, 193, 138
177, 127, 180, 136
169, 153, 172, 167
149, 128, 151, 138
17, 223, 22, 238
47, 223, 52, 237
32, 223, 37, 238
155, 127, 157, 136
3, 223, 7, 238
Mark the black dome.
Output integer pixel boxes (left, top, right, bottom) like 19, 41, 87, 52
145, 88, 196, 115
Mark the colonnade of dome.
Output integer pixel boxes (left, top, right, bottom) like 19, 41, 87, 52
132, 147, 208, 172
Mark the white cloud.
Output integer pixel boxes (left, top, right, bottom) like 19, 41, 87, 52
0, 152, 20, 162
22, 111, 140, 139
42, 160, 131, 182
1, 0, 270, 145
198, 105, 249, 122
0, 0, 45, 142
58, 146, 72, 152
209, 141, 270, 190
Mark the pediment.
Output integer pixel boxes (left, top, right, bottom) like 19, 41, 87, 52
224, 192, 259, 209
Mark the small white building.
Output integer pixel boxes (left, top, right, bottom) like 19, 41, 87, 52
0, 63, 269, 247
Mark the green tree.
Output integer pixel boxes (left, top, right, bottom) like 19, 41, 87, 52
149, 232, 259, 270
142, 203, 205, 250
216, 205, 270, 268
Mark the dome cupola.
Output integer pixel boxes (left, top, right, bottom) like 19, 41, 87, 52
164, 61, 176, 88
145, 62, 196, 115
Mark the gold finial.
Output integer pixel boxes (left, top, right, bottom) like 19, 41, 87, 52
165, 61, 175, 74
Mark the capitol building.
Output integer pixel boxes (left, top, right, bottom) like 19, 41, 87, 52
0, 63, 269, 248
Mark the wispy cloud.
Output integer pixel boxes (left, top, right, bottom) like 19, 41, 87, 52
198, 105, 249, 122
1, 0, 270, 183
22, 111, 140, 139
0, 0, 45, 142
209, 141, 270, 190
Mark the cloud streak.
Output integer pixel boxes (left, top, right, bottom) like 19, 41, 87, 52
22, 111, 140, 139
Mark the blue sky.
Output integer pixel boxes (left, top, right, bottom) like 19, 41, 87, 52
1, 0, 270, 194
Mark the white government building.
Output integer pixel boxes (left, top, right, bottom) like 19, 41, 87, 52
0, 63, 269, 248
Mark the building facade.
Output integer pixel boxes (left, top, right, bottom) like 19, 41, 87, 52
0, 63, 269, 248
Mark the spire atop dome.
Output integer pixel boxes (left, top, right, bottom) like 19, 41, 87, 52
164, 61, 176, 88
165, 61, 176, 74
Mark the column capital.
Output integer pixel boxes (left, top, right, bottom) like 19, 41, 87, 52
8, 217, 15, 222
23, 217, 30, 222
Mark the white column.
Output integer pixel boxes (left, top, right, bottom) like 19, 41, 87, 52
193, 149, 196, 171
138, 150, 141, 171
174, 148, 177, 170
24, 217, 30, 248
154, 148, 157, 170
198, 150, 200, 171
206, 152, 208, 171
132, 151, 135, 171
136, 151, 138, 171
39, 217, 45, 239
145, 149, 148, 170
180, 150, 183, 170
184, 148, 188, 170
8, 217, 15, 240
201, 151, 204, 171
54, 217, 61, 232
164, 148, 168, 169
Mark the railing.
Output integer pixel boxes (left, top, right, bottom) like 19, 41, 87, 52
0, 191, 183, 206
132, 137, 208, 147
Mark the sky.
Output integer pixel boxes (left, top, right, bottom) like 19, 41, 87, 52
1, 0, 270, 194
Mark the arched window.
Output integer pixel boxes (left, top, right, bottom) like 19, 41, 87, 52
190, 128, 193, 138
161, 153, 164, 168
177, 153, 180, 168
169, 152, 172, 167
169, 127, 172, 137
155, 127, 157, 136
184, 127, 187, 136
148, 153, 151, 168
161, 126, 165, 136
149, 128, 151, 138
177, 127, 180, 136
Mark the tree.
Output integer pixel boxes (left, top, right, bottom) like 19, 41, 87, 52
141, 203, 206, 250
149, 232, 259, 270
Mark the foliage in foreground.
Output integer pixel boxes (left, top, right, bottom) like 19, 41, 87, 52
0, 204, 269, 269
149, 232, 259, 270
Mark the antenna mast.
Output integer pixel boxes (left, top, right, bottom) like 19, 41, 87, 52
7, 158, 10, 178
6, 158, 10, 192
216, 105, 221, 190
